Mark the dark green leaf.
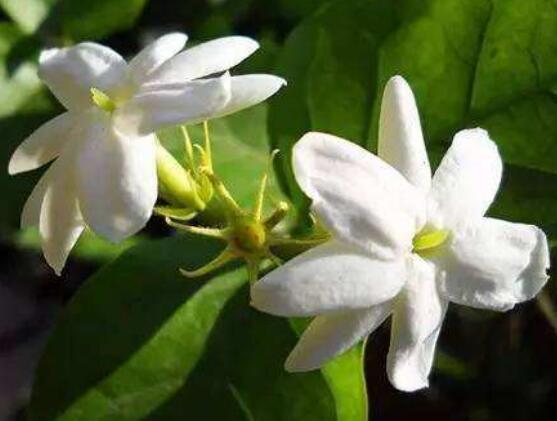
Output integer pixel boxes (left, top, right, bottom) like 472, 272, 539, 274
159, 104, 287, 213
270, 0, 557, 230
0, 23, 58, 235
29, 235, 367, 420
15, 227, 144, 263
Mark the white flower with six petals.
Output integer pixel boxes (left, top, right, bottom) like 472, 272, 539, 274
251, 76, 549, 392
9, 33, 285, 274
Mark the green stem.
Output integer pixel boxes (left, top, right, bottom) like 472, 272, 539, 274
155, 141, 205, 211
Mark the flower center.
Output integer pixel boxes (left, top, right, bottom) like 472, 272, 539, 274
229, 217, 267, 255
412, 228, 450, 254
90, 88, 116, 112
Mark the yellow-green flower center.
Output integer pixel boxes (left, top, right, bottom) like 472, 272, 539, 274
229, 217, 267, 255
90, 88, 116, 112
412, 228, 450, 254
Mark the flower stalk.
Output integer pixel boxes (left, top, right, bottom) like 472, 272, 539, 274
155, 141, 206, 212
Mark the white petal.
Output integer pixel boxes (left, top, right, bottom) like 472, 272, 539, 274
39, 43, 127, 110
39, 153, 85, 275
21, 167, 51, 228
147, 36, 258, 84
387, 256, 448, 392
437, 217, 550, 311
76, 113, 157, 242
8, 112, 75, 175
128, 33, 188, 84
378, 76, 431, 191
115, 73, 231, 135
210, 74, 286, 119
251, 241, 406, 317
428, 128, 502, 229
285, 302, 393, 372
293, 132, 425, 259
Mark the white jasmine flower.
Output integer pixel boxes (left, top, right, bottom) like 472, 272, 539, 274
8, 33, 286, 274
251, 76, 549, 392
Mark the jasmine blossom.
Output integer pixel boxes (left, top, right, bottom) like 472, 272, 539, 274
9, 33, 286, 274
250, 76, 549, 392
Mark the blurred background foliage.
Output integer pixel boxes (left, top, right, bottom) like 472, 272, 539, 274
0, 0, 556, 420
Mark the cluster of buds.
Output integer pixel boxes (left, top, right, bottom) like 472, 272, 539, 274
155, 122, 326, 283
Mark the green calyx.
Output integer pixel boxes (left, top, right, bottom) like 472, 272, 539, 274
157, 124, 330, 283
90, 88, 116, 112
412, 228, 450, 254
162, 144, 298, 283
230, 217, 267, 255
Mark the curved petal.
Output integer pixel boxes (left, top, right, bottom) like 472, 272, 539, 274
128, 33, 188, 84
251, 241, 406, 317
147, 36, 258, 84
378, 76, 431, 191
387, 256, 448, 392
428, 129, 502, 229
210, 74, 286, 119
437, 217, 550, 311
39, 43, 127, 110
293, 132, 425, 259
39, 152, 85, 275
76, 114, 157, 242
116, 73, 231, 135
21, 166, 52, 228
285, 302, 393, 372
9, 112, 75, 175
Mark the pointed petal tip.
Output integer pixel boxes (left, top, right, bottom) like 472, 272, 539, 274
388, 370, 429, 393
387, 74, 408, 85
249, 283, 273, 313
284, 352, 318, 373
382, 75, 418, 114
163, 32, 188, 42
7, 149, 35, 175
261, 74, 287, 89
152, 32, 189, 52
43, 250, 65, 277
453, 127, 499, 157
261, 74, 288, 91
457, 127, 492, 144
233, 35, 260, 51
213, 35, 260, 56
385, 75, 412, 93
460, 126, 489, 136
294, 131, 332, 149
7, 157, 19, 175
39, 48, 60, 64
539, 227, 551, 270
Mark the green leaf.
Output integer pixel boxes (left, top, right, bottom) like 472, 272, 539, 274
159, 104, 286, 213
29, 236, 367, 420
0, 23, 58, 234
0, 0, 148, 41
0, 23, 44, 116
0, 0, 55, 35
270, 0, 557, 230
15, 227, 144, 263
276, 0, 331, 20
